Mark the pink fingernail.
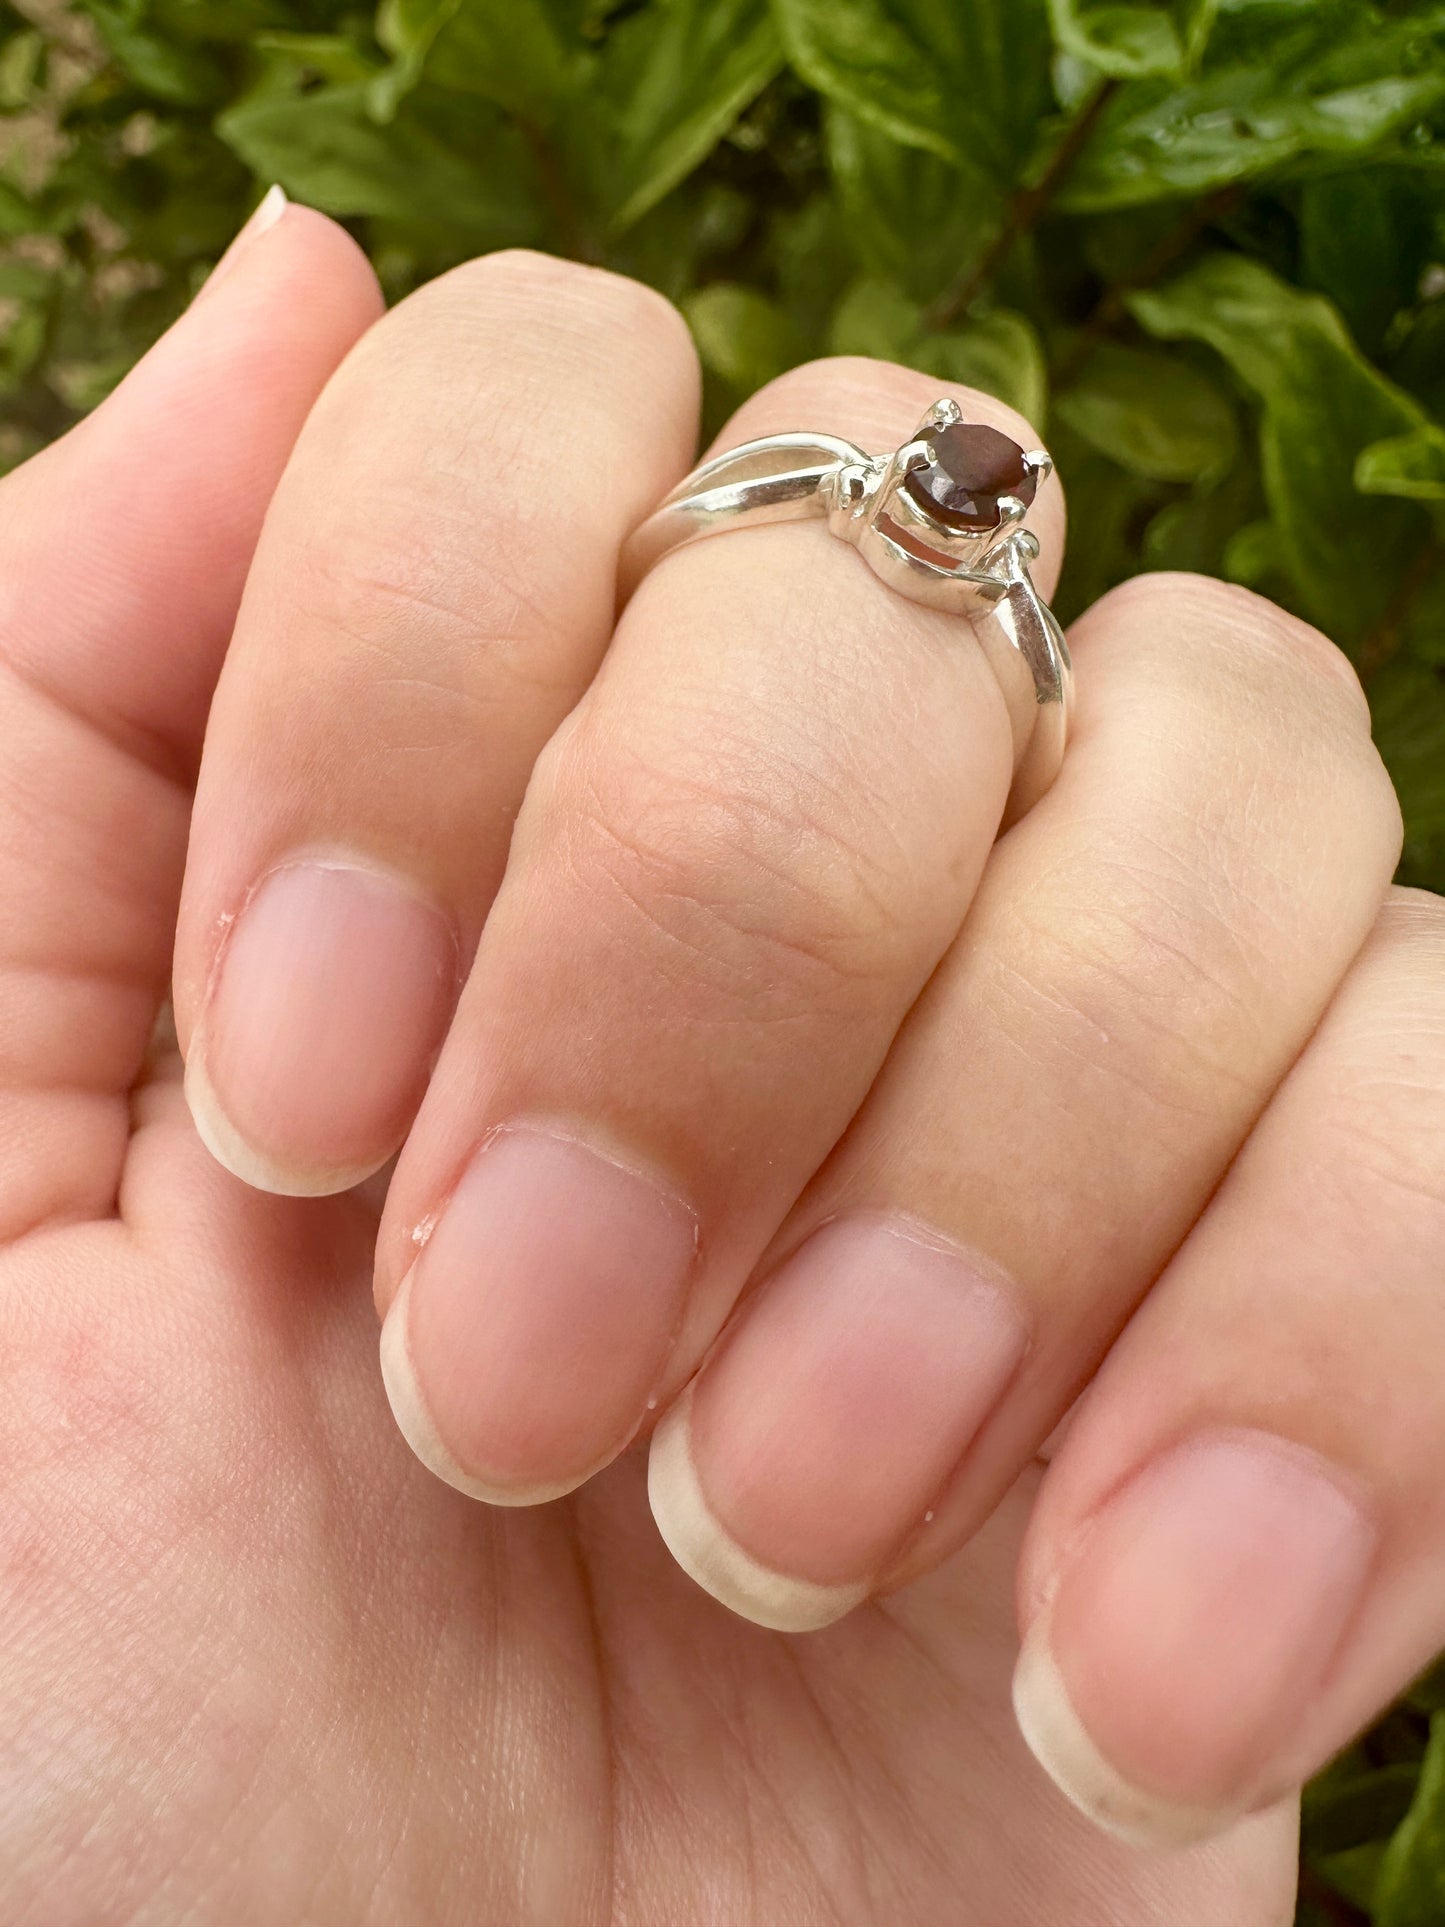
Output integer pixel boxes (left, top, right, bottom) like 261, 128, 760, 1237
648, 1216, 1027, 1631
186, 857, 457, 1194
1013, 1430, 1377, 1847
198, 185, 288, 301
380, 1125, 698, 1504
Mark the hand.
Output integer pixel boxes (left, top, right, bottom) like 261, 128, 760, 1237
2, 194, 1438, 1927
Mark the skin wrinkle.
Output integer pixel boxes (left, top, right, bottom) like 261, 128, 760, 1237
978, 926, 1261, 1124
541, 612, 992, 970
0, 647, 195, 795
286, 474, 585, 656
548, 740, 936, 1010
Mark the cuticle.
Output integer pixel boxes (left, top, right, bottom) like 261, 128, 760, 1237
1022, 1422, 1382, 1632
200, 843, 464, 1017
388, 1113, 703, 1387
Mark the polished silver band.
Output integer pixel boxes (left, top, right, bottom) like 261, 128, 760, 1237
621, 399, 1070, 826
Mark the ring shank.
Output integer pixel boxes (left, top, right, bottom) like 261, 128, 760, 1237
621, 431, 1070, 826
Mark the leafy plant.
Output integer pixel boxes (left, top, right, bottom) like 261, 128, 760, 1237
0, 0, 1442, 1912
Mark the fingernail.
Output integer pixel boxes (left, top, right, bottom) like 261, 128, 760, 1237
380, 1125, 698, 1504
648, 1216, 1026, 1632
198, 185, 288, 302
1012, 1430, 1376, 1848
186, 857, 457, 1194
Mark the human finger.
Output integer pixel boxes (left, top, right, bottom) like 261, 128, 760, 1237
175, 250, 700, 1194
645, 575, 1400, 1630
375, 359, 1064, 1504
1012, 888, 1445, 1848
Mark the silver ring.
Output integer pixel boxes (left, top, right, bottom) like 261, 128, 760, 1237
621, 398, 1070, 826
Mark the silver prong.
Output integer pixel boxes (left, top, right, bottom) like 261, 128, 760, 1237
1023, 449, 1053, 486
996, 494, 1028, 526
928, 398, 962, 430
1005, 529, 1041, 564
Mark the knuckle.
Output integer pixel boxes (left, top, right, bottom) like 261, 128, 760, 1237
1085, 572, 1400, 859
528, 708, 923, 1014
431, 248, 694, 372
1314, 1061, 1445, 1225
1097, 573, 1372, 724
987, 838, 1267, 1118
338, 250, 696, 429
1299, 889, 1445, 1218
287, 507, 571, 712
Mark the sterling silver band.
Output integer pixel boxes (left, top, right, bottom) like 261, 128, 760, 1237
621, 399, 1070, 825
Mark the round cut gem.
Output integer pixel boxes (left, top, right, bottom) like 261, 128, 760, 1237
902, 422, 1036, 534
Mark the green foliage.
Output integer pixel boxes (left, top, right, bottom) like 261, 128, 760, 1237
5, 0, 1442, 899
0, 0, 1443, 1913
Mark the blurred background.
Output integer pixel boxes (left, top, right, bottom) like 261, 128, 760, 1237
0, 0, 1443, 1918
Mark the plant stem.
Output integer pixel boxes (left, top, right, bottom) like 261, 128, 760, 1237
517, 117, 594, 263
923, 78, 1120, 333
1359, 535, 1439, 684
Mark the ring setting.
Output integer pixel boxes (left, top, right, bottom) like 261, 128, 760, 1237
623, 401, 1071, 825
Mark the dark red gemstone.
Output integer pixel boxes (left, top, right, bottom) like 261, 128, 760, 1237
902, 422, 1035, 534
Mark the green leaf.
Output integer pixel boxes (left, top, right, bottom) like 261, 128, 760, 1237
250, 31, 382, 87
828, 273, 919, 361
1056, 341, 1236, 481
0, 258, 53, 302
1358, 425, 1445, 503
768, 192, 857, 343
1048, 0, 1218, 78
77, 0, 225, 104
1314, 1840, 1390, 1914
828, 277, 1047, 423
1409, 1656, 1445, 1716
0, 27, 42, 109
1373, 653, 1445, 888
1392, 302, 1445, 423
0, 301, 44, 395
379, 0, 576, 124
0, 176, 41, 237
218, 79, 544, 243
826, 108, 1000, 303
1060, 2, 1445, 211
684, 280, 801, 391
1302, 1761, 1423, 1858
1223, 516, 1288, 592
1377, 1710, 1445, 1925
591, 0, 782, 231
1140, 459, 1263, 577
1048, 425, 1161, 620
1129, 255, 1431, 642
772, 0, 1053, 180
928, 310, 1048, 425
1300, 171, 1437, 356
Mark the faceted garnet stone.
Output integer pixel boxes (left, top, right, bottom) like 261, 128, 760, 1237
902, 421, 1036, 534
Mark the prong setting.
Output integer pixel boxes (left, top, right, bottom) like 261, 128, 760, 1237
619, 407, 1069, 825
